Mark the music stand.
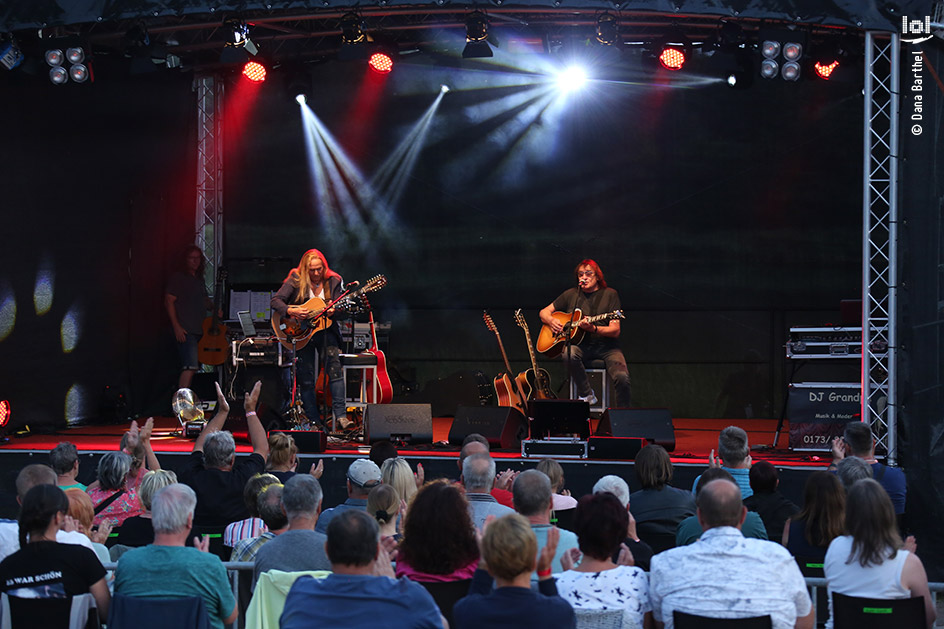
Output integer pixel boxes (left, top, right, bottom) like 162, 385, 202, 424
528, 399, 591, 440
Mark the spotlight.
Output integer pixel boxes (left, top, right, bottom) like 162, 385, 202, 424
659, 46, 686, 71
0, 400, 9, 443
781, 61, 801, 81
0, 41, 24, 70
222, 17, 258, 59
813, 60, 840, 80
782, 42, 803, 62
295, 93, 307, 104
463, 11, 493, 58
242, 60, 266, 82
340, 12, 366, 45
595, 12, 620, 46
65, 47, 85, 64
368, 51, 394, 74
49, 65, 68, 84
761, 40, 781, 60
45, 49, 64, 66
69, 63, 89, 83
760, 58, 779, 79
556, 65, 587, 92
440, 84, 450, 93
758, 29, 807, 82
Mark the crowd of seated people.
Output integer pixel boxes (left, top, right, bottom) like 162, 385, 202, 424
0, 403, 929, 629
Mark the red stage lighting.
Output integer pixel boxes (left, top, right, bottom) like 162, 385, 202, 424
813, 60, 840, 80
368, 51, 393, 74
242, 61, 267, 82
659, 47, 686, 71
0, 400, 9, 428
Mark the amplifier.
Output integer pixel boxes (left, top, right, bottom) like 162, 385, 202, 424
787, 327, 862, 359
521, 438, 587, 459
231, 338, 286, 366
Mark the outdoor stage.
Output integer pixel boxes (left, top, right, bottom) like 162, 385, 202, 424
0, 415, 830, 520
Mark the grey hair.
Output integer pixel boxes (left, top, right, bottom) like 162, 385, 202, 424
138, 470, 178, 511
593, 475, 630, 508
151, 483, 197, 534
281, 474, 323, 520
203, 430, 236, 468
49, 442, 79, 475
718, 426, 750, 465
462, 453, 496, 491
97, 451, 132, 491
836, 456, 874, 491
512, 469, 552, 517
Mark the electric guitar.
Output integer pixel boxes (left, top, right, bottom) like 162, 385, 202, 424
514, 309, 556, 400
536, 309, 625, 358
271, 274, 387, 350
363, 296, 394, 404
483, 312, 527, 415
197, 268, 230, 365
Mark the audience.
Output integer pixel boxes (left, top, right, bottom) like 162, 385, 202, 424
829, 421, 906, 518
370, 440, 400, 469
367, 483, 402, 541
453, 513, 576, 629
743, 460, 798, 544
87, 451, 143, 528
316, 458, 382, 534
116, 469, 178, 548
459, 435, 514, 508
462, 452, 514, 530
223, 472, 280, 548
512, 469, 579, 577
231, 484, 287, 562
592, 474, 654, 571
265, 432, 298, 483
535, 458, 578, 512
117, 417, 161, 493
381, 456, 420, 505
824, 478, 934, 628
396, 480, 479, 582
649, 479, 814, 629
50, 441, 86, 490
835, 455, 873, 491
629, 444, 696, 553
280, 509, 445, 629
178, 381, 268, 527
676, 468, 767, 546
556, 493, 652, 628
0, 464, 95, 560
253, 474, 330, 587
64, 489, 112, 565
691, 426, 753, 499
782, 471, 845, 561
114, 483, 237, 629
0, 485, 110, 624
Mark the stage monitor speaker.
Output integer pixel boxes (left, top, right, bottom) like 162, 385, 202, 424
365, 404, 433, 444
587, 436, 646, 460
596, 408, 676, 452
449, 406, 527, 450
529, 399, 591, 440
272, 430, 326, 453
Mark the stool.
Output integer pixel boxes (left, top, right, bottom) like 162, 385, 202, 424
569, 359, 610, 414
340, 353, 379, 407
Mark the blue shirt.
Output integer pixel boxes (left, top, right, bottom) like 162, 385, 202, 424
692, 467, 753, 499
454, 569, 575, 629
314, 498, 367, 534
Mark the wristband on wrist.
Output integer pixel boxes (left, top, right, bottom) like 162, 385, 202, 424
537, 568, 552, 578
246, 411, 257, 417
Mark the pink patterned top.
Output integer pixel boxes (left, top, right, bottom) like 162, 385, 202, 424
87, 485, 143, 528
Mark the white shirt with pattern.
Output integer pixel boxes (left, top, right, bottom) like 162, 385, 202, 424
649, 526, 811, 629
555, 565, 651, 628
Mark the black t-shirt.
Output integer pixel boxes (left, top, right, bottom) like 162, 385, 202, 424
0, 541, 104, 598
179, 451, 266, 527
552, 287, 623, 351
115, 515, 155, 548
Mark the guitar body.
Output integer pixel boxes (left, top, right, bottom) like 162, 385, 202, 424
536, 309, 585, 358
271, 296, 332, 351
519, 368, 556, 400
197, 316, 229, 365
495, 373, 527, 415
365, 311, 394, 404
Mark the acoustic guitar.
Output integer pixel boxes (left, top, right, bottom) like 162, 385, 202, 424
363, 297, 393, 404
483, 312, 527, 415
271, 275, 387, 350
197, 269, 229, 366
513, 309, 556, 400
536, 309, 624, 358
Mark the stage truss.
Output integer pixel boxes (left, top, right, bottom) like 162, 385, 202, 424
194, 74, 225, 296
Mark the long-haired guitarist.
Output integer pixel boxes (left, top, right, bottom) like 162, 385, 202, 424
538, 259, 631, 408
270, 248, 348, 428
164, 244, 214, 389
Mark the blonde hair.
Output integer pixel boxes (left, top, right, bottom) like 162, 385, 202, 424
287, 249, 339, 304
367, 484, 400, 525
65, 488, 95, 536
381, 457, 417, 503
536, 458, 565, 493
139, 469, 178, 511
482, 513, 537, 581
267, 432, 298, 471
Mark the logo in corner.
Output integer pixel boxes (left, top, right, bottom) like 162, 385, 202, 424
902, 16, 934, 44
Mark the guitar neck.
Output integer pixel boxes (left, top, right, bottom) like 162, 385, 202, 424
583, 311, 619, 325
492, 331, 516, 377
521, 326, 540, 374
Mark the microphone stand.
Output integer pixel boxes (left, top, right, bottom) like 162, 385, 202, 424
309, 282, 358, 434
565, 281, 582, 401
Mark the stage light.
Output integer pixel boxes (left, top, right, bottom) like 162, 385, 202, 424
340, 12, 366, 45
1, 41, 23, 71
368, 51, 393, 74
813, 60, 840, 80
45, 49, 64, 66
783, 42, 803, 62
66, 47, 85, 64
781, 61, 801, 81
761, 40, 780, 60
296, 93, 307, 104
760, 58, 779, 79
242, 60, 266, 82
50, 65, 68, 84
758, 30, 807, 82
0, 400, 8, 427
463, 11, 493, 58
225, 18, 250, 47
659, 47, 686, 71
556, 66, 587, 92
69, 63, 89, 83
440, 84, 450, 93
595, 12, 620, 46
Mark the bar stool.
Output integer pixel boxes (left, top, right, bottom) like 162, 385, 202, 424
569, 359, 610, 414
340, 353, 380, 407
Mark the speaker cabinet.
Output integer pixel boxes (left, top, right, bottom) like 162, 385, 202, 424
271, 430, 327, 453
449, 406, 527, 450
365, 404, 433, 444
595, 408, 676, 452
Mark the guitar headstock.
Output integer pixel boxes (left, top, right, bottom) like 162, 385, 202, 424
613, 310, 625, 320
483, 311, 498, 333
359, 275, 387, 294
513, 309, 529, 331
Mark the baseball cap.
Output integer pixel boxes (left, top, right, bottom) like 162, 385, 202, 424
347, 458, 382, 489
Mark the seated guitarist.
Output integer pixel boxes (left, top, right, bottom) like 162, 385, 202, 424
538, 259, 631, 408
271, 249, 348, 429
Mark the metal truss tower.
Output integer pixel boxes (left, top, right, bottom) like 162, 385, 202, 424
194, 74, 224, 295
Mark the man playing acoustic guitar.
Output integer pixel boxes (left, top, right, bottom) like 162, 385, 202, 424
271, 249, 349, 429
538, 259, 631, 408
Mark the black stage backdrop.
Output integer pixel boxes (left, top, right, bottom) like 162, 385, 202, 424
1, 54, 866, 428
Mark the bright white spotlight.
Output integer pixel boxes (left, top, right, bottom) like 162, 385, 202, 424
556, 66, 587, 92
295, 93, 307, 105
440, 84, 450, 94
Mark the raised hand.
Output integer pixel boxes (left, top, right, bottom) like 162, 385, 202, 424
309, 459, 324, 479
194, 535, 211, 553
244, 380, 262, 414
214, 381, 230, 414
616, 543, 635, 567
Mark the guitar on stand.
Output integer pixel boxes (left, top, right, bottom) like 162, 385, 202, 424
536, 309, 625, 358
197, 268, 230, 365
482, 312, 527, 416
513, 309, 556, 400
362, 297, 394, 404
